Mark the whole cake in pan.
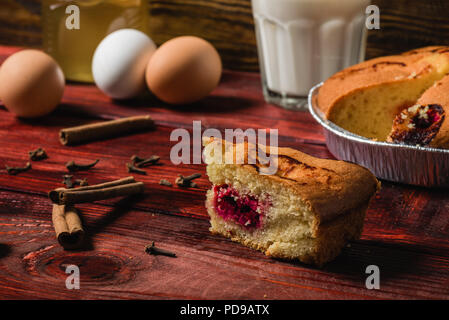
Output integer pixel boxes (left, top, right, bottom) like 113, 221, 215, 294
203, 137, 380, 266
317, 46, 449, 148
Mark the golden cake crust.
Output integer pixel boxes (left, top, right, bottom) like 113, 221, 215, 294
203, 137, 380, 223
317, 46, 449, 117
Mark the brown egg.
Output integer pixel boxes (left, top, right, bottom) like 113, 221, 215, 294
145, 36, 222, 104
0, 49, 65, 118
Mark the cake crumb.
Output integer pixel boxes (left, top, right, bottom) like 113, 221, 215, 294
408, 104, 420, 113
407, 71, 417, 79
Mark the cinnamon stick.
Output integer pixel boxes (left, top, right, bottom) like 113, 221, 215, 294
48, 176, 144, 205
52, 205, 84, 249
59, 115, 154, 145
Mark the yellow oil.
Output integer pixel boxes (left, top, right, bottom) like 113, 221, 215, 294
42, 0, 148, 82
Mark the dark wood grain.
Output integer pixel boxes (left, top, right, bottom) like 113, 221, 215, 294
2, 0, 449, 71
0, 0, 41, 47
0, 45, 448, 299
148, 0, 257, 72
0, 191, 448, 300
366, 0, 449, 59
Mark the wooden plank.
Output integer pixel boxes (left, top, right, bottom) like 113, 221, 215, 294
2, 95, 445, 251
0, 103, 448, 257
366, 0, 449, 59
0, 191, 447, 299
0, 47, 327, 146
0, 0, 41, 48
0, 44, 448, 300
2, 1, 449, 71
148, 0, 258, 72
0, 47, 332, 222
59, 75, 327, 145
0, 44, 447, 249
0, 108, 330, 220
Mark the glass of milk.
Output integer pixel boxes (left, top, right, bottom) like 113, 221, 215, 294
252, 0, 370, 110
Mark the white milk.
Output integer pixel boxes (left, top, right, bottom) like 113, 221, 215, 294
252, 0, 370, 109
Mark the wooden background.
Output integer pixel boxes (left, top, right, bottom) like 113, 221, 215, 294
0, 46, 448, 299
0, 0, 449, 301
1, 0, 449, 71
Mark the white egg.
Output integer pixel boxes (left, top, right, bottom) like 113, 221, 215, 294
92, 29, 156, 99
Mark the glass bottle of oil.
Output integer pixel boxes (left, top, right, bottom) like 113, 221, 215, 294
42, 0, 148, 82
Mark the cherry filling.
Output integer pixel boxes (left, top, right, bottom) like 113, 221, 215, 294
213, 184, 269, 230
388, 104, 445, 146
412, 106, 442, 128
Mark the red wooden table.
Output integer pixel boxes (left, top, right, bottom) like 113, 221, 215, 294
0, 46, 448, 300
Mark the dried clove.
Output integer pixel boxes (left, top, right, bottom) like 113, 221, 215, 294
63, 175, 88, 189
159, 179, 172, 186
28, 147, 48, 161
131, 155, 160, 168
175, 173, 201, 188
126, 162, 147, 175
130, 155, 145, 163
6, 162, 31, 175
144, 242, 176, 258
66, 159, 99, 172
75, 178, 88, 187
62, 175, 74, 189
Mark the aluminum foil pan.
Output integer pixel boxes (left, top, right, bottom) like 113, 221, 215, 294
308, 83, 449, 187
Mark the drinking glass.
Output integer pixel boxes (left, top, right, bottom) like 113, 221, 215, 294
252, 0, 370, 110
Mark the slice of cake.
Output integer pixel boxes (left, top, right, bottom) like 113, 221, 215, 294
317, 46, 449, 143
203, 137, 380, 266
387, 74, 449, 148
